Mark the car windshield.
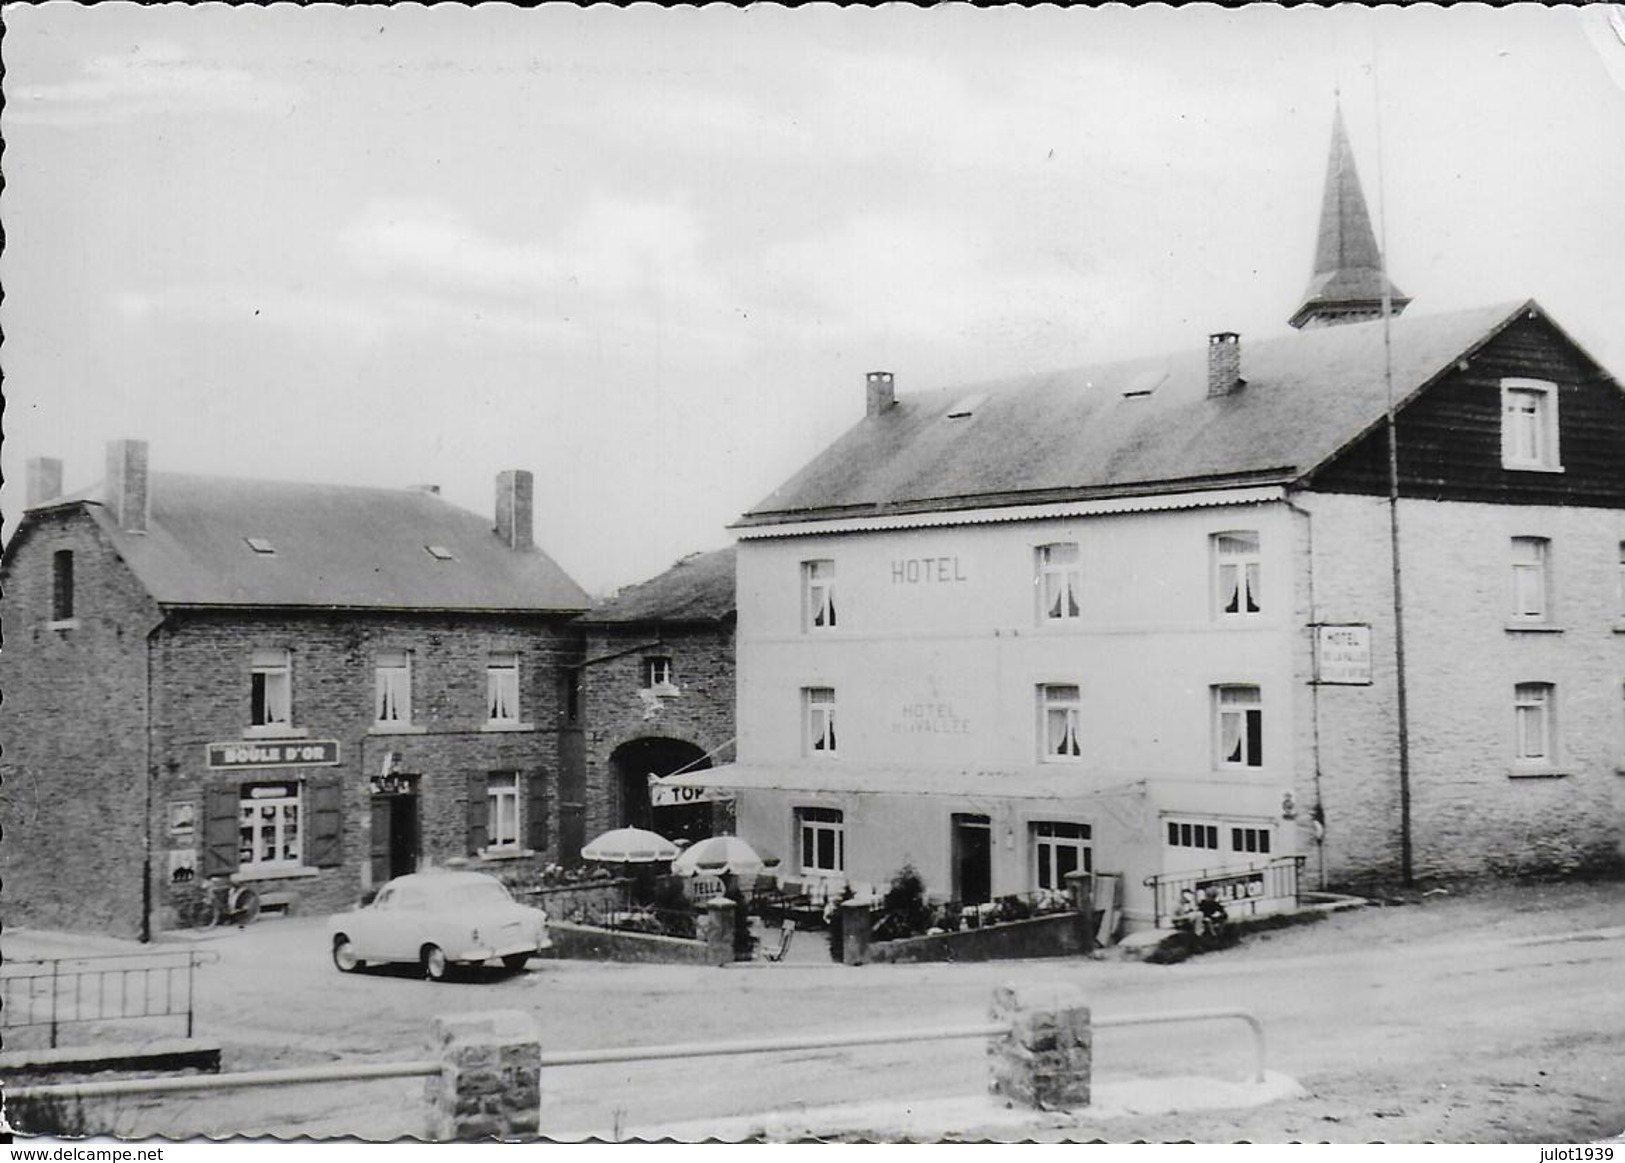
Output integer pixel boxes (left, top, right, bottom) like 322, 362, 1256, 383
442, 881, 513, 909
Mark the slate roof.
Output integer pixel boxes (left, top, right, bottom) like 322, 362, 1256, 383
739, 300, 1545, 527
581, 545, 736, 625
23, 473, 590, 612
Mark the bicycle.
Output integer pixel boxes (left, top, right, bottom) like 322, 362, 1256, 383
178, 877, 262, 929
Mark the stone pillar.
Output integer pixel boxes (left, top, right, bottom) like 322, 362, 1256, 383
987, 983, 1092, 1111
840, 898, 873, 966
427, 1011, 541, 1141
702, 898, 736, 966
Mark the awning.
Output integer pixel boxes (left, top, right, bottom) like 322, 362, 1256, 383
661, 762, 1148, 804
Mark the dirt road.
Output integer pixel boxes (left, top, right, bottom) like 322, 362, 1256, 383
12, 877, 1625, 1142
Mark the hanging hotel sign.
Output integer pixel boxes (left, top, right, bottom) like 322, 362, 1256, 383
206, 739, 341, 770
1312, 624, 1373, 686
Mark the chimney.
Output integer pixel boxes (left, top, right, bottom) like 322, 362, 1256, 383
26, 458, 63, 508
495, 470, 534, 551
105, 439, 150, 533
866, 371, 896, 417
1207, 333, 1243, 398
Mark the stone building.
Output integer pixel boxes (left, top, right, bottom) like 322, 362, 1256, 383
0, 442, 590, 938
667, 108, 1625, 929
571, 546, 737, 850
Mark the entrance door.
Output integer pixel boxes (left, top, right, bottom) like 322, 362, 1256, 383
370, 795, 420, 885
951, 814, 993, 905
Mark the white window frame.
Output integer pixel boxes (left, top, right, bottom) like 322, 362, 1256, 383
250, 649, 293, 729
1213, 531, 1262, 619
1514, 683, 1556, 766
1510, 537, 1551, 623
1039, 684, 1083, 761
239, 783, 302, 873
1214, 685, 1264, 770
802, 559, 837, 631
1036, 542, 1082, 622
1165, 820, 1221, 851
375, 651, 412, 725
486, 772, 521, 852
643, 656, 674, 690
1230, 826, 1273, 856
1500, 378, 1561, 471
1031, 820, 1092, 891
804, 687, 838, 756
486, 654, 521, 724
796, 806, 845, 876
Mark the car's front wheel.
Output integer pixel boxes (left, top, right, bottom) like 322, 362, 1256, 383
332, 934, 362, 974
422, 944, 451, 982
501, 953, 531, 972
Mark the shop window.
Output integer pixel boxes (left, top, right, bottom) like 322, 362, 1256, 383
1214, 685, 1263, 769
1501, 378, 1561, 471
1510, 537, 1552, 623
487, 654, 521, 724
1036, 542, 1081, 622
1166, 821, 1220, 850
1213, 531, 1261, 618
804, 687, 837, 756
797, 807, 845, 875
1039, 684, 1082, 761
1231, 826, 1272, 855
375, 651, 412, 725
487, 772, 520, 852
51, 550, 75, 622
250, 649, 292, 729
1514, 682, 1556, 765
239, 783, 302, 873
802, 559, 837, 631
1031, 821, 1092, 890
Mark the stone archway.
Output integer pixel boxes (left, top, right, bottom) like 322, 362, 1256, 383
608, 737, 717, 844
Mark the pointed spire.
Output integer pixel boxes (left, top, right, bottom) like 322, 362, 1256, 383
1289, 102, 1410, 329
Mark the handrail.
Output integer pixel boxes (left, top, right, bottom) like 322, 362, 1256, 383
1095, 1008, 1266, 1083
1, 949, 221, 1049
6, 1060, 443, 1102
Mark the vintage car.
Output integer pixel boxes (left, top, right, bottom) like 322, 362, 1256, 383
328, 870, 551, 980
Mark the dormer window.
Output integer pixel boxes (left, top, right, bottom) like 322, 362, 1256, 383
1500, 378, 1561, 472
425, 545, 456, 561
244, 537, 276, 556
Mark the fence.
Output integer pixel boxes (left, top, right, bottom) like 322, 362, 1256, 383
1142, 855, 1306, 928
0, 949, 219, 1050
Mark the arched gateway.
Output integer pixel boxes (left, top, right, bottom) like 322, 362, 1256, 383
608, 736, 722, 845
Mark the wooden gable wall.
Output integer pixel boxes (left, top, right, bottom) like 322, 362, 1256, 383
1308, 311, 1625, 508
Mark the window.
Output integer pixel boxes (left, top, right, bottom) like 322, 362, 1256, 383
797, 807, 845, 875
1166, 821, 1220, 850
375, 651, 412, 725
250, 649, 292, 728
1231, 827, 1272, 855
1501, 378, 1560, 471
804, 687, 837, 755
1514, 683, 1556, 765
487, 772, 520, 851
1213, 531, 1261, 617
1032, 821, 1092, 890
243, 537, 276, 556
643, 656, 674, 690
1617, 543, 1625, 620
1036, 542, 1081, 622
239, 782, 301, 872
1510, 537, 1551, 622
487, 654, 520, 723
51, 550, 74, 621
1214, 685, 1263, 769
1039, 684, 1082, 760
802, 560, 837, 631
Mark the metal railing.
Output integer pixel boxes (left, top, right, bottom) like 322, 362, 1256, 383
1142, 856, 1306, 928
0, 949, 220, 1049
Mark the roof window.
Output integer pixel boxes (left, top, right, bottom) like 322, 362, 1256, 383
1120, 369, 1169, 399
946, 392, 987, 420
425, 545, 457, 562
244, 537, 276, 556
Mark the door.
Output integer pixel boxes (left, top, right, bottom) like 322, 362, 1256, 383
370, 795, 420, 886
951, 814, 992, 906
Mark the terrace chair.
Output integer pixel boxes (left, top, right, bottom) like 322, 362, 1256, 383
763, 918, 796, 962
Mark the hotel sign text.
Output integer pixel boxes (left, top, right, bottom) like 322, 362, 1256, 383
1313, 624, 1373, 686
890, 556, 967, 584
207, 740, 342, 770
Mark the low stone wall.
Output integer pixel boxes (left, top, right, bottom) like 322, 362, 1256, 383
867, 911, 1092, 965
542, 922, 719, 966
517, 880, 631, 921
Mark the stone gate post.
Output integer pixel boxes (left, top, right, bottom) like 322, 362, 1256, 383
987, 982, 1092, 1111
427, 1010, 541, 1141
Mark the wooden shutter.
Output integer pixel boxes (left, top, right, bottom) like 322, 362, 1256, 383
308, 777, 343, 868
526, 769, 548, 852
466, 772, 489, 855
201, 785, 240, 877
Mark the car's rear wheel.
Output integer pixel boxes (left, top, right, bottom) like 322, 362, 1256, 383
332, 934, 362, 973
501, 953, 531, 972
422, 944, 450, 982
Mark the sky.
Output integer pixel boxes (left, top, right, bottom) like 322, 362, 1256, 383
3, 4, 1623, 597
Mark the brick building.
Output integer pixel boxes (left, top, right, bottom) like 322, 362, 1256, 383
666, 107, 1625, 928
571, 547, 737, 851
0, 442, 590, 938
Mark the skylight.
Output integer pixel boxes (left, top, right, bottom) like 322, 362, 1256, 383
425, 545, 457, 562
244, 537, 276, 555
1120, 369, 1169, 399
946, 392, 987, 419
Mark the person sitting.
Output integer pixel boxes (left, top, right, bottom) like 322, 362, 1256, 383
1197, 888, 1229, 939
1171, 889, 1198, 933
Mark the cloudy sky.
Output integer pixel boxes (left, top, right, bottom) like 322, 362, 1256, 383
4, 4, 1623, 596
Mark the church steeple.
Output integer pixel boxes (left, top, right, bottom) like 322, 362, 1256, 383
1288, 103, 1410, 329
